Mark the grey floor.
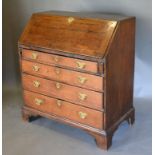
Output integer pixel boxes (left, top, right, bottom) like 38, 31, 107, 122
3, 89, 152, 155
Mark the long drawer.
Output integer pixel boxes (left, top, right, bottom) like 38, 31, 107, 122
24, 90, 103, 129
22, 60, 103, 92
22, 74, 103, 110
22, 49, 99, 74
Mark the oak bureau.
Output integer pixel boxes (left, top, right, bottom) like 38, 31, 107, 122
18, 11, 135, 150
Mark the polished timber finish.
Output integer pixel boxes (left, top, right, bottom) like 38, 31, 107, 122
22, 59, 103, 92
22, 74, 103, 110
19, 13, 117, 59
22, 49, 99, 74
18, 11, 135, 150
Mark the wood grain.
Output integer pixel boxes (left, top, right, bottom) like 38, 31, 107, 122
24, 90, 103, 129
19, 11, 136, 150
22, 49, 99, 74
22, 60, 103, 92
104, 18, 135, 129
19, 13, 117, 59
22, 74, 103, 110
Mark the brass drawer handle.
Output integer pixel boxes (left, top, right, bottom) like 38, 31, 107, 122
33, 80, 40, 88
56, 100, 62, 107
54, 56, 59, 62
79, 93, 87, 101
78, 111, 87, 119
55, 82, 61, 89
31, 53, 38, 59
32, 65, 40, 72
76, 61, 86, 69
35, 98, 44, 105
78, 76, 87, 84
55, 68, 60, 75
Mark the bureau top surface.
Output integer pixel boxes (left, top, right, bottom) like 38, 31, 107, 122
19, 11, 133, 60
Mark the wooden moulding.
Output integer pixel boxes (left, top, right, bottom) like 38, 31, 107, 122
22, 105, 135, 150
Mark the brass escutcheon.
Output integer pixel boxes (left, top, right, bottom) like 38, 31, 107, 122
78, 111, 87, 119
56, 100, 62, 107
55, 68, 60, 75
54, 56, 59, 62
31, 53, 38, 59
55, 82, 61, 89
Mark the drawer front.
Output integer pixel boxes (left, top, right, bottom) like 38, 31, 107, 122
22, 49, 98, 74
22, 74, 103, 110
24, 90, 103, 129
22, 60, 103, 92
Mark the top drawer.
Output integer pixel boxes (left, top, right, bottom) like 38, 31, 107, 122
22, 49, 99, 74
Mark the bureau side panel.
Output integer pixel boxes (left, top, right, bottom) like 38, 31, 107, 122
105, 18, 135, 129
